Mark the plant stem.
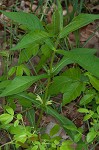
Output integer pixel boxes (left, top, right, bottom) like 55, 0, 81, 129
43, 37, 59, 103
0, 141, 14, 149
36, 109, 44, 128
91, 141, 99, 150
43, 50, 56, 104
40, 0, 49, 21
36, 37, 59, 127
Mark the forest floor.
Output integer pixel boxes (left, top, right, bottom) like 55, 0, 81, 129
0, 0, 99, 149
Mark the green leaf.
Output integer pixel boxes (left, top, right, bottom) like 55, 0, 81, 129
63, 82, 84, 105
22, 65, 30, 76
16, 93, 78, 141
45, 39, 55, 51
16, 64, 30, 76
46, 107, 77, 140
26, 109, 35, 127
36, 55, 50, 73
31, 145, 38, 150
18, 44, 39, 64
0, 80, 11, 90
49, 76, 72, 95
0, 113, 13, 124
80, 94, 94, 105
57, 0, 63, 31
11, 31, 50, 50
17, 114, 22, 120
78, 108, 89, 113
9, 125, 25, 135
49, 67, 83, 97
14, 133, 27, 143
5, 106, 14, 115
0, 74, 48, 97
16, 65, 23, 76
52, 10, 61, 34
87, 74, 99, 91
64, 125, 77, 131
41, 44, 51, 57
16, 93, 40, 107
83, 113, 94, 121
74, 133, 82, 143
41, 133, 50, 140
14, 120, 19, 127
95, 94, 99, 104
53, 57, 73, 75
50, 124, 60, 136
8, 66, 16, 77
0, 11, 43, 31
59, 13, 99, 38
76, 142, 88, 150
87, 131, 97, 143
97, 106, 99, 114
62, 67, 81, 80
60, 140, 73, 150
0, 51, 9, 57
18, 96, 32, 107
57, 48, 99, 78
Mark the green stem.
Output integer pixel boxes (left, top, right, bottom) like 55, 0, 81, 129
0, 140, 14, 149
40, 0, 49, 21
44, 37, 59, 103
36, 109, 44, 128
36, 37, 59, 127
91, 141, 99, 150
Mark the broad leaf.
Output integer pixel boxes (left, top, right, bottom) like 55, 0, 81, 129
59, 13, 99, 38
0, 11, 43, 31
5, 106, 14, 115
62, 67, 81, 80
87, 131, 97, 143
8, 66, 16, 77
49, 76, 72, 95
0, 74, 47, 97
87, 74, 99, 91
44, 39, 55, 51
18, 44, 39, 64
80, 94, 94, 105
78, 108, 89, 113
26, 109, 35, 127
74, 133, 82, 143
36, 55, 48, 72
60, 140, 73, 150
63, 82, 84, 105
16, 65, 23, 76
11, 31, 50, 50
97, 106, 99, 114
57, 48, 99, 78
50, 124, 60, 136
0, 80, 11, 90
49, 67, 82, 95
83, 111, 94, 121
41, 44, 51, 57
46, 107, 77, 140
0, 113, 13, 124
18, 96, 32, 107
53, 57, 73, 75
17, 93, 77, 140
16, 93, 40, 107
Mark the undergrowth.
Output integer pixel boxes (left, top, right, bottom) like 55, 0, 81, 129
0, 0, 99, 149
